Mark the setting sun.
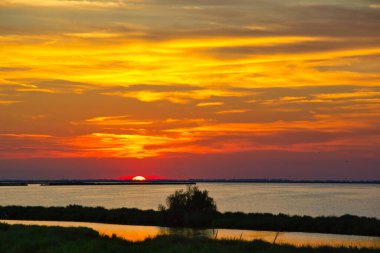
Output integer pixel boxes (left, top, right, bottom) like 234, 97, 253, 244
132, 176, 146, 181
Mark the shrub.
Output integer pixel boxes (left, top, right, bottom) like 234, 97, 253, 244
160, 185, 217, 227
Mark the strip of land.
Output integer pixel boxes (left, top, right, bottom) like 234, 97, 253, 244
41, 181, 196, 186
0, 180, 196, 186
0, 183, 28, 186
0, 205, 378, 237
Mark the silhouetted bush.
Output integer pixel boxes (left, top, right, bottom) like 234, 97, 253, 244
160, 186, 217, 227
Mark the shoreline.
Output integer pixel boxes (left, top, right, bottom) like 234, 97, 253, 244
1, 180, 379, 186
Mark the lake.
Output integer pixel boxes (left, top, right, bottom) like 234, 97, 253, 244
0, 183, 379, 218
1, 219, 379, 249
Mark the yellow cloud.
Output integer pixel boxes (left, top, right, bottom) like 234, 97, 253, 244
315, 91, 380, 100
160, 36, 328, 49
0, 134, 52, 138
84, 116, 152, 126
63, 32, 124, 39
216, 109, 248, 114
102, 89, 246, 104
67, 132, 190, 158
0, 100, 21, 105
196, 102, 224, 107
1, 0, 135, 8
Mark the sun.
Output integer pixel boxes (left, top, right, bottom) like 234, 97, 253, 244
132, 176, 146, 181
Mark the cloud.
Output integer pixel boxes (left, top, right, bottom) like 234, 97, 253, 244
0, 134, 52, 138
100, 86, 248, 104
216, 109, 248, 114
0, 67, 31, 72
197, 102, 223, 107
0, 0, 138, 8
0, 100, 21, 105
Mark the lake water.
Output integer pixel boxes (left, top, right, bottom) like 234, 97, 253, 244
0, 183, 379, 218
1, 219, 379, 249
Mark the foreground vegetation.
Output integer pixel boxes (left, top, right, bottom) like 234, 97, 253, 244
1, 205, 379, 237
0, 223, 379, 253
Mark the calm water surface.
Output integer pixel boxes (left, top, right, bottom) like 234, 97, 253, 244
1, 219, 379, 249
0, 183, 379, 218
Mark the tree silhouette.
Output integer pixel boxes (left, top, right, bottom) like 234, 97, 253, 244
160, 185, 217, 227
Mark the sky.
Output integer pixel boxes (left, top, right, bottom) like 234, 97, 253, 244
0, 0, 380, 180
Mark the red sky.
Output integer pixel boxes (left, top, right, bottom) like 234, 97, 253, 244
0, 0, 379, 180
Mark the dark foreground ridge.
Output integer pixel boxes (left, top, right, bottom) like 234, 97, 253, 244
0, 223, 378, 253
1, 205, 379, 237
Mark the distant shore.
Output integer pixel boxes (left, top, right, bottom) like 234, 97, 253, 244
0, 179, 379, 186
0, 183, 28, 186
41, 181, 196, 186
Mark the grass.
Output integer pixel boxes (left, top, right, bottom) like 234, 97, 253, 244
0, 223, 379, 253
